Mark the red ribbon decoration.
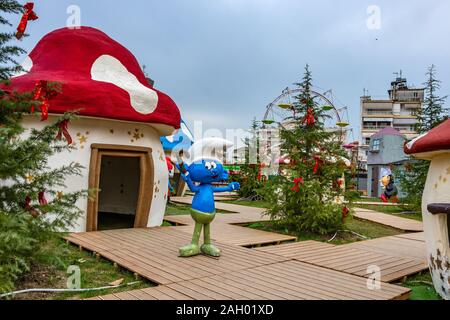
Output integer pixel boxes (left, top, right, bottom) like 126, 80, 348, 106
24, 195, 32, 210
32, 80, 59, 121
313, 156, 323, 174
56, 119, 73, 145
342, 207, 350, 220
23, 195, 40, 217
31, 80, 44, 114
302, 108, 316, 127
16, 2, 38, 40
291, 177, 304, 193
257, 163, 266, 182
38, 191, 48, 206
32, 80, 54, 121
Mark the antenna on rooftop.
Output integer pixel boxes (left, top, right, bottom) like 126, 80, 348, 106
363, 88, 369, 97
393, 70, 403, 79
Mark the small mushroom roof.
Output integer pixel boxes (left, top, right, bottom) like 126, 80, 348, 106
3, 27, 180, 135
372, 127, 404, 139
404, 119, 450, 159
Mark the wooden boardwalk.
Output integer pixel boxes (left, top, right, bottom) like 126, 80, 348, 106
65, 227, 287, 285
394, 232, 425, 242
166, 197, 270, 227
354, 208, 423, 232
347, 234, 427, 260
171, 197, 267, 216
176, 223, 296, 247
257, 241, 427, 283
354, 201, 399, 207
64, 198, 432, 300
165, 211, 271, 226
88, 260, 410, 301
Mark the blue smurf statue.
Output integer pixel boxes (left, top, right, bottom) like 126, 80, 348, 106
176, 158, 240, 257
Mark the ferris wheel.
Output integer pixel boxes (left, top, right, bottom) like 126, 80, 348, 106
262, 87, 350, 134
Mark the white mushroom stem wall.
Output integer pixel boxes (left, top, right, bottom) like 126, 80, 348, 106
21, 115, 169, 233
422, 153, 450, 299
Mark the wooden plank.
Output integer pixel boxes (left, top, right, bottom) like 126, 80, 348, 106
354, 209, 423, 232
90, 260, 411, 301
347, 236, 427, 260
66, 227, 287, 287
256, 240, 427, 283
394, 232, 425, 242
127, 289, 157, 300
113, 291, 139, 300
175, 224, 296, 247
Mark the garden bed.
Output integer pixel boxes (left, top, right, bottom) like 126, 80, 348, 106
7, 237, 154, 300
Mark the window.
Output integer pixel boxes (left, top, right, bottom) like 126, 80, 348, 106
371, 139, 381, 152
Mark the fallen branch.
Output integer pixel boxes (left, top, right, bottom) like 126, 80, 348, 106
328, 230, 369, 242
0, 281, 141, 299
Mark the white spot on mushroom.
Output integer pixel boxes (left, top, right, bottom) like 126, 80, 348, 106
12, 56, 33, 78
91, 55, 158, 115
406, 132, 429, 150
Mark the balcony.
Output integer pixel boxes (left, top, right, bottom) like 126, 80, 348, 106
362, 110, 393, 116
362, 126, 389, 131
393, 126, 416, 133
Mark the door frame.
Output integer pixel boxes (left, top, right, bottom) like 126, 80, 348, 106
87, 144, 154, 232
371, 166, 379, 198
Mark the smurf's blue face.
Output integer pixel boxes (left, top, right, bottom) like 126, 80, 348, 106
188, 159, 229, 184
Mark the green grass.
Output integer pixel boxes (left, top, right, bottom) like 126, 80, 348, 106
403, 273, 442, 300
165, 202, 234, 215
247, 216, 402, 245
165, 202, 193, 216
13, 237, 154, 300
357, 204, 423, 221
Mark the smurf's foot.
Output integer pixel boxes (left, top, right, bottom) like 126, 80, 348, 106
179, 244, 201, 257
201, 244, 221, 257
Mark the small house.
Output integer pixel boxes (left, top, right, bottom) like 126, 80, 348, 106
4, 27, 181, 232
366, 127, 408, 198
405, 120, 450, 300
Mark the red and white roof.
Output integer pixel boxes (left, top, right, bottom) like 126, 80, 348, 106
4, 27, 180, 135
404, 120, 450, 159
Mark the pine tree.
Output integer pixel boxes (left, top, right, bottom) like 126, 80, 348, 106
0, 3, 85, 293
262, 65, 356, 235
0, 0, 26, 80
415, 65, 448, 133
235, 119, 264, 200
400, 65, 448, 211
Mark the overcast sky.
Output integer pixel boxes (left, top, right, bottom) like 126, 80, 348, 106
10, 0, 450, 142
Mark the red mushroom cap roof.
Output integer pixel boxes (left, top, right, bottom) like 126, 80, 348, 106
2, 27, 180, 135
404, 119, 450, 158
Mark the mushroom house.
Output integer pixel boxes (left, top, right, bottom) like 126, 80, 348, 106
3, 27, 181, 232
405, 119, 450, 300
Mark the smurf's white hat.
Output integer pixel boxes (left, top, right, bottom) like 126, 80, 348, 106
183, 138, 234, 165
380, 168, 392, 177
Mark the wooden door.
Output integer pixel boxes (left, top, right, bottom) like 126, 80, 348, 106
87, 144, 154, 232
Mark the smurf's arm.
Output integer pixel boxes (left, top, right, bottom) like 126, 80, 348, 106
213, 182, 240, 193
176, 163, 200, 193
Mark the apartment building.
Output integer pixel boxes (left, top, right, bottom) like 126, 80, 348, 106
359, 75, 424, 169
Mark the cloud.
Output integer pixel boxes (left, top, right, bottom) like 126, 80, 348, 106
12, 0, 450, 143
